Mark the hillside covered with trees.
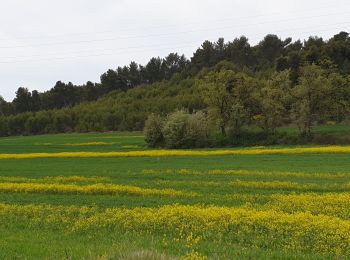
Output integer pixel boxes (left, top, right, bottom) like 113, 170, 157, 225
0, 32, 349, 146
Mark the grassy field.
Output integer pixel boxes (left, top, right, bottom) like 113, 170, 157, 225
1, 132, 350, 259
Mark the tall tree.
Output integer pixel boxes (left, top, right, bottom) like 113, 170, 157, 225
327, 72, 350, 122
197, 70, 236, 135
128, 61, 141, 86
145, 57, 163, 83
258, 70, 292, 133
325, 32, 350, 73
13, 87, 32, 113
225, 36, 254, 67
162, 53, 188, 80
198, 70, 256, 136
100, 69, 121, 93
191, 40, 216, 70
255, 34, 291, 69
30, 90, 41, 112
0, 96, 5, 116
303, 36, 325, 64
292, 64, 330, 136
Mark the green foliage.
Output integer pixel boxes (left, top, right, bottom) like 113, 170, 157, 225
327, 72, 350, 122
162, 110, 190, 148
1, 32, 350, 144
144, 111, 209, 148
161, 111, 208, 148
197, 70, 236, 135
292, 64, 330, 136
197, 70, 258, 136
2, 61, 349, 149
185, 111, 209, 147
144, 114, 164, 147
256, 70, 293, 133
3, 32, 350, 118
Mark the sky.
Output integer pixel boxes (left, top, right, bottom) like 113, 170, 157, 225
0, 0, 349, 101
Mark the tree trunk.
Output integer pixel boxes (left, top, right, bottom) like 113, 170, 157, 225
220, 125, 226, 136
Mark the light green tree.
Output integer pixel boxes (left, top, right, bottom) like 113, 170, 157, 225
257, 70, 292, 133
197, 70, 255, 136
197, 70, 235, 135
292, 64, 330, 136
327, 73, 350, 123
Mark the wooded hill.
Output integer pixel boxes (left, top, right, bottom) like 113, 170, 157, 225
0, 32, 349, 144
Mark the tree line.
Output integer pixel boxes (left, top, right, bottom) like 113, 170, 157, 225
0, 32, 349, 143
144, 64, 350, 148
1, 31, 350, 116
0, 53, 188, 115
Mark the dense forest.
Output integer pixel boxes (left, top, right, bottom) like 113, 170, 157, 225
0, 32, 349, 146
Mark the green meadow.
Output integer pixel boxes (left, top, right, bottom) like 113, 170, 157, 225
1, 132, 350, 259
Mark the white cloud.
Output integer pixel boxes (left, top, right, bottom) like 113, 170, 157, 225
0, 0, 349, 100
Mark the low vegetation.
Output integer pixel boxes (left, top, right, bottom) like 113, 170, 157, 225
1, 133, 350, 258
1, 31, 350, 259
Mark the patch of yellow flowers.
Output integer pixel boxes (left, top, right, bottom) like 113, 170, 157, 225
207, 169, 349, 179
230, 180, 350, 191
0, 175, 111, 184
267, 193, 350, 219
63, 142, 116, 146
229, 179, 343, 191
0, 182, 196, 198
1, 145, 350, 159
1, 203, 350, 255
2, 164, 350, 257
144, 168, 349, 180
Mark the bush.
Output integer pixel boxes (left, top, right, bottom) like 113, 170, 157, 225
144, 114, 164, 147
184, 111, 209, 147
163, 110, 210, 148
144, 110, 209, 148
162, 111, 189, 148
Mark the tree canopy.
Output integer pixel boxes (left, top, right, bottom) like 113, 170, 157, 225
0, 32, 349, 144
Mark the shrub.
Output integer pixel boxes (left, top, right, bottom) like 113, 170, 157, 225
184, 111, 209, 147
162, 110, 189, 148
144, 110, 210, 148
144, 114, 164, 147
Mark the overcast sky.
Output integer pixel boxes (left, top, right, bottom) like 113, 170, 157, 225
0, 0, 349, 101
